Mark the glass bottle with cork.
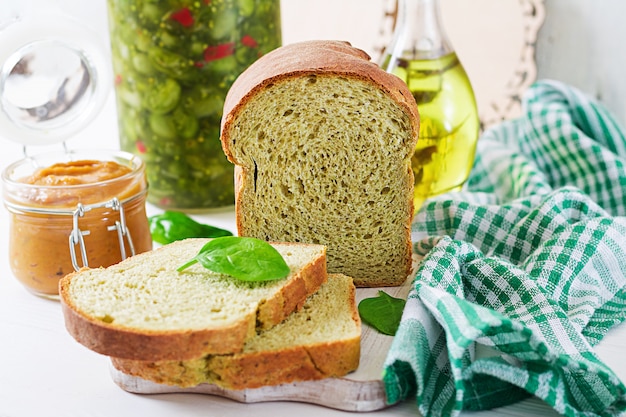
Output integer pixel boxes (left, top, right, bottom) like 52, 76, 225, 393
380, 0, 479, 212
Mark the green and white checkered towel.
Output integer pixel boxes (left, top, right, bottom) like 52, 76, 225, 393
383, 80, 626, 417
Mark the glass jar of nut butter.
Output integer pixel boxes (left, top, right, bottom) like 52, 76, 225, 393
2, 150, 153, 298
0, 13, 152, 298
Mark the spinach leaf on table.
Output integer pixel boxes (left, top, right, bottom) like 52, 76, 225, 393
358, 291, 406, 336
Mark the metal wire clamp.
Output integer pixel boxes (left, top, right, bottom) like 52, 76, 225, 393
68, 197, 135, 271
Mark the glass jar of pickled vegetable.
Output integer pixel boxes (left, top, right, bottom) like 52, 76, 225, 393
106, 0, 282, 211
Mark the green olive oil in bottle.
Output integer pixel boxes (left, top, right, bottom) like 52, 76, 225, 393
381, 0, 479, 212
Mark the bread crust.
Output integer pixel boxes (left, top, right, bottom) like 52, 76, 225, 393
59, 240, 327, 361
111, 337, 361, 390
220, 41, 418, 287
110, 275, 361, 389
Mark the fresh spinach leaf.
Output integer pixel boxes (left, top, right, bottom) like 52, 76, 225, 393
149, 210, 232, 245
177, 236, 290, 282
358, 291, 406, 336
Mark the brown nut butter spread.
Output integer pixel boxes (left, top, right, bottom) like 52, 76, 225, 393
25, 160, 132, 186
4, 157, 152, 297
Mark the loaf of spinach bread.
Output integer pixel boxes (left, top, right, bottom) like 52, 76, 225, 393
110, 273, 361, 389
59, 238, 327, 361
220, 40, 419, 287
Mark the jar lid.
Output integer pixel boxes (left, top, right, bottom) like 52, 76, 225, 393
0, 13, 111, 146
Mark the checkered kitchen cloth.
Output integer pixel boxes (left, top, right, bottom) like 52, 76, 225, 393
383, 80, 626, 417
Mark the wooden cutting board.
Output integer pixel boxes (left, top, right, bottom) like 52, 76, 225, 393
110, 278, 413, 412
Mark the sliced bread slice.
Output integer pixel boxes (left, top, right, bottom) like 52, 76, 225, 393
110, 274, 361, 390
220, 40, 419, 287
60, 238, 327, 361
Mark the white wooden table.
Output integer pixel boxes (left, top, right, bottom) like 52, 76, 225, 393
1, 93, 626, 417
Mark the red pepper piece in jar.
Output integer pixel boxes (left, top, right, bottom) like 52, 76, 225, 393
136, 141, 147, 154
241, 35, 258, 48
170, 8, 194, 27
203, 42, 235, 61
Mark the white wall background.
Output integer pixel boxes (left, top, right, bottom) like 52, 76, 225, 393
535, 0, 626, 127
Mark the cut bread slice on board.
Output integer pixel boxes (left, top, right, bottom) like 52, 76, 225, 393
111, 273, 361, 390
109, 276, 414, 412
60, 238, 327, 361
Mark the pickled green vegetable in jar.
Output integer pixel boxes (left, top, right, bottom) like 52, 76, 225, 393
107, 0, 282, 210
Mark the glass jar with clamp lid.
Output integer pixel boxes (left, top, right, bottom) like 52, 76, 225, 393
0, 11, 152, 298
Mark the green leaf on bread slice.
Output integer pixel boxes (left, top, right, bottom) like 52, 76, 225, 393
177, 236, 291, 282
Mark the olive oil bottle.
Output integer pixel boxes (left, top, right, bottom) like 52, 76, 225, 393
381, 0, 479, 212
